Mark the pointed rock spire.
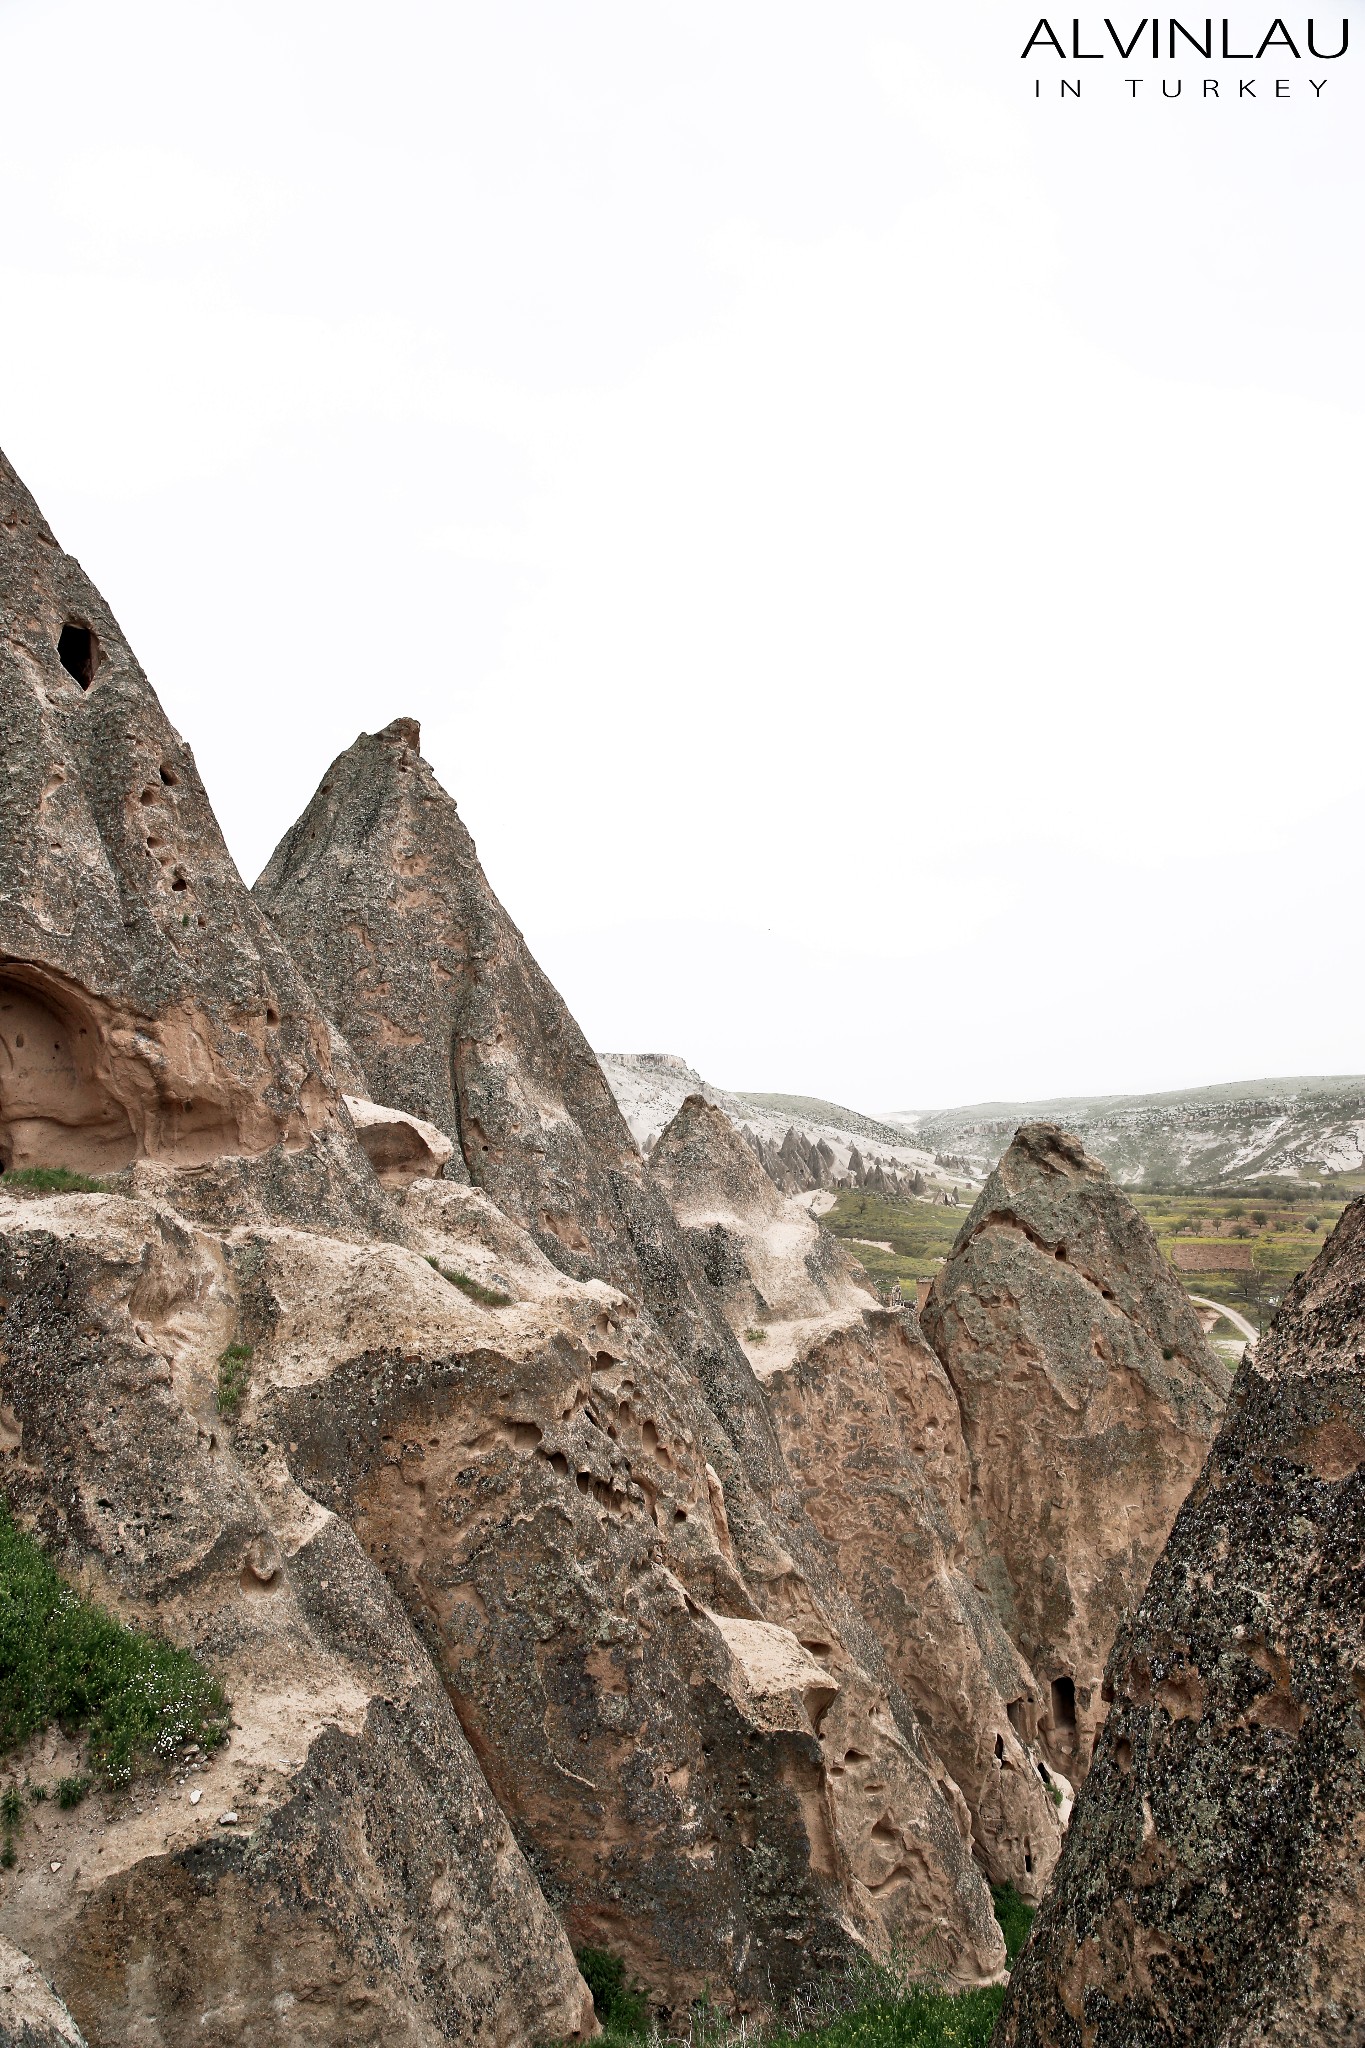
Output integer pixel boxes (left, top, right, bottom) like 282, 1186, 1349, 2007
0, 449, 351, 1175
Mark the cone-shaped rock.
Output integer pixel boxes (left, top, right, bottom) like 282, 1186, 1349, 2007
920, 1123, 1230, 1781
257, 742, 1009, 2003
651, 1095, 1066, 1898
998, 1196, 1365, 2046
0, 451, 351, 1175
255, 718, 784, 1475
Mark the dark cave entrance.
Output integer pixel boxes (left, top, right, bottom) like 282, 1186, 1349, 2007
58, 623, 99, 689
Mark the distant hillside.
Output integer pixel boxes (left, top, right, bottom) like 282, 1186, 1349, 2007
731, 1092, 908, 1148
900, 1077, 1365, 1188
597, 1053, 971, 1193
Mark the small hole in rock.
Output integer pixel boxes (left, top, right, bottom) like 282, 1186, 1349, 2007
1050, 1675, 1077, 1733
58, 623, 98, 688
159, 764, 179, 787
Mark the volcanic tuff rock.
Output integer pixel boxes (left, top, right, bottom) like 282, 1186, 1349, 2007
0, 451, 361, 1187
0, 451, 1013, 2038
997, 1195, 1365, 2047
920, 1124, 1231, 1784
0, 1181, 593, 2048
0, 1938, 87, 2048
649, 1097, 1066, 1899
256, 735, 1009, 2000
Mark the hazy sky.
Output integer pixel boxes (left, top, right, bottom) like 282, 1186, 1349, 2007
2, 3, 1360, 1111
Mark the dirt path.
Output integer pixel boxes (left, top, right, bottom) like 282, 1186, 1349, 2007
1188, 1293, 1258, 1346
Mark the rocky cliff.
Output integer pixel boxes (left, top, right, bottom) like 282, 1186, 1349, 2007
997, 1193, 1365, 2046
253, 726, 1008, 2006
920, 1124, 1230, 1785
649, 1096, 1066, 1900
0, 447, 1243, 2043
0, 452, 359, 1187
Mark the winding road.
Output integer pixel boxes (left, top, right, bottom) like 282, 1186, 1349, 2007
1188, 1293, 1258, 1346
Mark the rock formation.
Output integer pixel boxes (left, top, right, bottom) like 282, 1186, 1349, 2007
0, 1179, 592, 2048
0, 1938, 87, 2048
0, 451, 357, 1183
650, 1096, 1066, 1900
0, 449, 1243, 2042
996, 1194, 1365, 2046
0, 451, 1020, 2041
254, 729, 1008, 2005
920, 1123, 1230, 1783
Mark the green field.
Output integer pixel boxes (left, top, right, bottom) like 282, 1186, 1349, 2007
819, 1180, 1360, 1334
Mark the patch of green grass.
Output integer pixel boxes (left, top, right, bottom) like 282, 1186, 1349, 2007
216, 1342, 253, 1418
1, 1166, 105, 1196
577, 1948, 651, 2036
991, 1883, 1034, 1964
424, 1255, 512, 1308
0, 1501, 229, 1786
820, 1190, 970, 1292
584, 1902, 1032, 2046
55, 1773, 90, 1809
744, 1327, 768, 1344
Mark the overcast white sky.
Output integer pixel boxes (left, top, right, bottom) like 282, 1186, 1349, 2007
2, 2, 1361, 1111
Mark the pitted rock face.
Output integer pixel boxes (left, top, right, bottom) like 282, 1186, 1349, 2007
0, 1180, 594, 2048
920, 1123, 1230, 1782
253, 720, 789, 1497
650, 1096, 1066, 1899
997, 1196, 1365, 2048
0, 450, 354, 1177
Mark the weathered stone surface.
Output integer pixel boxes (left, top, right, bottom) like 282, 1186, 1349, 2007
254, 723, 786, 1486
0, 1937, 86, 2048
255, 753, 1008, 2001
996, 1195, 1365, 2045
262, 1181, 1006, 2011
652, 1097, 1065, 1898
920, 1124, 1229, 1783
343, 1095, 455, 1187
0, 1183, 593, 2048
0, 451, 358, 1179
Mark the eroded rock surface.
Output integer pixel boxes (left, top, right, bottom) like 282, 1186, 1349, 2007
0, 1183, 593, 2048
0, 1937, 87, 2048
921, 1123, 1229, 1781
650, 1097, 1065, 1898
997, 1196, 1365, 2047
0, 451, 357, 1179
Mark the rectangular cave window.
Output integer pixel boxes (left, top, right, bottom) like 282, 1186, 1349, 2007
58, 623, 99, 689
1050, 1675, 1077, 1733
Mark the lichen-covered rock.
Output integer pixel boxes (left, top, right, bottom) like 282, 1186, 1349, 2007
0, 450, 359, 1179
254, 724, 786, 1490
651, 1097, 1065, 1898
920, 1124, 1229, 1781
0, 1937, 86, 2048
253, 728, 1011, 2000
255, 1179, 1006, 2011
996, 1195, 1365, 2048
0, 1184, 593, 2048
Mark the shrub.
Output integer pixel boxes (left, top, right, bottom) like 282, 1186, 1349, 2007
744, 1327, 768, 1344
424, 1255, 512, 1308
216, 1343, 253, 1418
0, 1502, 229, 1785
1, 1166, 104, 1196
55, 1774, 90, 1809
575, 1947, 650, 2036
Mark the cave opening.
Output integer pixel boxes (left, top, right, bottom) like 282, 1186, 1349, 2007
1050, 1675, 1077, 1733
57, 623, 99, 689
